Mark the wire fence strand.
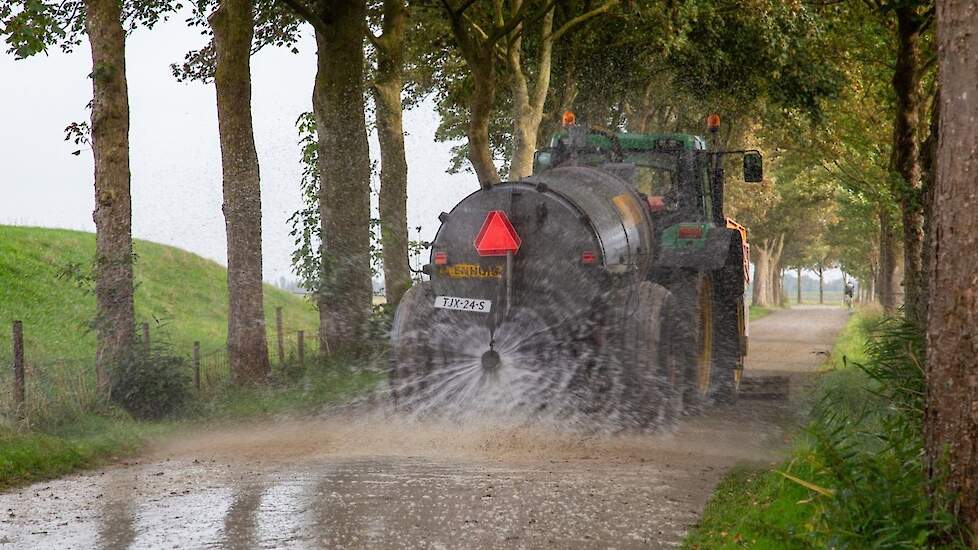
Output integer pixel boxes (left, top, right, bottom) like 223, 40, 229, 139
1, 321, 321, 427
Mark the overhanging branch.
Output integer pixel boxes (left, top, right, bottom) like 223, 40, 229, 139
276, 0, 329, 38
548, 0, 618, 43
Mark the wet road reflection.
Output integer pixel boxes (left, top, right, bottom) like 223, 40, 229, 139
0, 454, 724, 549
223, 484, 264, 549
97, 497, 135, 550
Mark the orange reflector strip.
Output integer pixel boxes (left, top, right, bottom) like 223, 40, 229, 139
434, 252, 448, 265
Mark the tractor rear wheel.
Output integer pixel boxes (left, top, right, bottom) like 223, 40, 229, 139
711, 265, 745, 404
615, 281, 685, 431
671, 272, 715, 414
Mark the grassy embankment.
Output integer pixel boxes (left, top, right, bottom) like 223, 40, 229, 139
686, 306, 963, 548
0, 225, 320, 362
0, 226, 379, 489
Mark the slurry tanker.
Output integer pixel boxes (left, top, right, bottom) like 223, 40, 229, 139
390, 114, 762, 429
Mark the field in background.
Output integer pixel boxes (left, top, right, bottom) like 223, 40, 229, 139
0, 225, 319, 363
794, 290, 845, 305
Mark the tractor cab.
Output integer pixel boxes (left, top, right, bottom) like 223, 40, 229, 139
532, 122, 763, 230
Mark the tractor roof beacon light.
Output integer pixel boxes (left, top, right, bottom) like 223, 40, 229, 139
474, 211, 522, 256
562, 111, 577, 127
707, 113, 721, 135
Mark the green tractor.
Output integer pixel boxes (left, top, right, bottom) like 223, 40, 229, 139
390, 115, 761, 428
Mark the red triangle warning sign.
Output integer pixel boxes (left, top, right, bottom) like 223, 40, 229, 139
474, 210, 522, 256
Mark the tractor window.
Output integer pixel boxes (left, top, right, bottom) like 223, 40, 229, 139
634, 166, 674, 196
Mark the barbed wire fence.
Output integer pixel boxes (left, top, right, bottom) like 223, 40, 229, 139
1, 306, 330, 428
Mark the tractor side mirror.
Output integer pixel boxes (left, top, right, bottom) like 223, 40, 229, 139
743, 151, 763, 182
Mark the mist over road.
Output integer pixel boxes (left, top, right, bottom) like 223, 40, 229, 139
0, 306, 848, 549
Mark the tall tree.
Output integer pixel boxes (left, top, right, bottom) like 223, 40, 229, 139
4, 1, 180, 389
505, 0, 618, 179
85, 0, 136, 390
926, 0, 978, 536
370, 0, 412, 306
210, 0, 270, 383
439, 0, 555, 187
279, 0, 373, 352
887, 0, 933, 323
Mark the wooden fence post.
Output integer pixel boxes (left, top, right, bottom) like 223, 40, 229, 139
297, 330, 305, 369
275, 306, 284, 365
12, 321, 25, 414
193, 341, 201, 391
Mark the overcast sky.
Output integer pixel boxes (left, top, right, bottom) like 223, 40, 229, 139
0, 13, 476, 283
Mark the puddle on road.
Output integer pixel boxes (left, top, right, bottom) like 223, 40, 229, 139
0, 411, 783, 549
0, 401, 791, 549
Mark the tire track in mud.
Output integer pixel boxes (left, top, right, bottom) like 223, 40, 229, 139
0, 306, 848, 549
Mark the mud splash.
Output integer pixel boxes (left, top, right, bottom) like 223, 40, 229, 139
148, 409, 782, 467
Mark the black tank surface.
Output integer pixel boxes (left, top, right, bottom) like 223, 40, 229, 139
429, 166, 652, 308
390, 165, 668, 421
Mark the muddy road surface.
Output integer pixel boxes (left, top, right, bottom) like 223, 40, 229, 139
0, 306, 848, 549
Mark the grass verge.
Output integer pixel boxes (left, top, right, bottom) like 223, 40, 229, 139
0, 360, 382, 490
684, 464, 819, 549
748, 305, 772, 321
687, 306, 967, 547
0, 415, 169, 490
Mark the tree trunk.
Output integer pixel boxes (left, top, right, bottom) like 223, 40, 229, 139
879, 207, 900, 314
312, 0, 373, 353
373, 0, 411, 306
797, 266, 802, 304
920, 85, 941, 325
767, 234, 784, 307
818, 265, 824, 304
927, 1, 978, 536
629, 80, 657, 133
868, 267, 876, 304
85, 0, 135, 390
891, 5, 927, 325
468, 61, 501, 187
211, 0, 270, 384
774, 264, 785, 307
507, 6, 553, 180
751, 240, 771, 308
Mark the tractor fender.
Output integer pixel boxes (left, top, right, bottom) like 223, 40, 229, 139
655, 225, 742, 272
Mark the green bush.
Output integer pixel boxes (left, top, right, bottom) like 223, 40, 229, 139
803, 315, 964, 548
367, 303, 395, 347
687, 311, 968, 549
110, 341, 192, 420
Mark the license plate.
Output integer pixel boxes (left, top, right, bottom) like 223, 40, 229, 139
434, 296, 492, 313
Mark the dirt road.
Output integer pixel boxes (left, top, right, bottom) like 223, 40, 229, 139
0, 306, 848, 549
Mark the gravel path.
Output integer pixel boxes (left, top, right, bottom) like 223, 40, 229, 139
0, 306, 849, 549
